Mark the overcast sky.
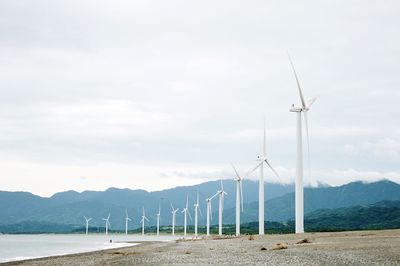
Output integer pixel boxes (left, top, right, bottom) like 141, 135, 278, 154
1, 0, 399, 196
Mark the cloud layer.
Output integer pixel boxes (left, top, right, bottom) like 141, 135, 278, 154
0, 0, 399, 196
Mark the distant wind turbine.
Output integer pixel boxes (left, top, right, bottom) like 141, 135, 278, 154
193, 191, 202, 236
125, 210, 131, 236
231, 164, 244, 236
140, 207, 149, 235
247, 119, 280, 235
171, 204, 179, 236
216, 180, 228, 236
205, 194, 216, 236
156, 205, 161, 236
102, 213, 111, 235
84, 216, 92, 235
289, 55, 317, 234
181, 195, 192, 236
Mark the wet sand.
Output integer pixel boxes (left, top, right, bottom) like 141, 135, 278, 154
3, 229, 400, 265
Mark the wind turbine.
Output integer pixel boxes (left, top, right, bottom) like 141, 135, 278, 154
216, 180, 228, 236
125, 210, 131, 236
193, 191, 202, 236
83, 216, 92, 235
181, 195, 192, 236
247, 120, 280, 235
140, 207, 149, 235
171, 204, 179, 236
156, 205, 161, 236
289, 56, 317, 234
102, 213, 111, 235
205, 194, 217, 236
231, 164, 244, 236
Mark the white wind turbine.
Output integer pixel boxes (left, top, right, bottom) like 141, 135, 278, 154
102, 213, 111, 235
289, 56, 317, 234
83, 216, 92, 235
181, 196, 192, 236
205, 194, 218, 236
231, 164, 244, 236
171, 204, 179, 236
156, 205, 161, 236
125, 210, 131, 236
216, 180, 228, 236
193, 191, 202, 236
247, 120, 280, 235
140, 207, 149, 235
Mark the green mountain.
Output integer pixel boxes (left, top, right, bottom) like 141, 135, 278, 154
0, 180, 293, 229
0, 180, 399, 232
222, 180, 400, 223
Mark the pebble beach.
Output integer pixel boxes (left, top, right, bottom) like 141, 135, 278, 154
3, 229, 400, 266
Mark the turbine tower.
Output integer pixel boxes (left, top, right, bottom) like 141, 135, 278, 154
84, 216, 92, 235
125, 210, 131, 236
140, 207, 149, 235
289, 56, 317, 234
102, 213, 111, 235
206, 192, 218, 236
231, 164, 244, 236
216, 180, 228, 236
156, 205, 161, 236
181, 195, 192, 236
247, 120, 280, 235
193, 191, 202, 236
171, 204, 179, 236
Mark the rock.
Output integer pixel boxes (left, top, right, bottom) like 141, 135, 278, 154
272, 243, 288, 250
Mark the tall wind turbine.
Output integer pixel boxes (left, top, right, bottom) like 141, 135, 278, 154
181, 196, 192, 236
102, 213, 111, 235
193, 191, 202, 236
171, 204, 179, 236
205, 194, 217, 236
231, 164, 244, 236
216, 180, 228, 236
247, 120, 280, 235
140, 207, 149, 235
125, 210, 131, 236
84, 216, 92, 235
289, 56, 317, 234
156, 205, 161, 236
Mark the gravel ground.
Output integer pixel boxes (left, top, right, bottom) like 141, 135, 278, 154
3, 229, 400, 266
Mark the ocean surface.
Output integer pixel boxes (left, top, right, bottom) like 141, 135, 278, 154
0, 234, 179, 262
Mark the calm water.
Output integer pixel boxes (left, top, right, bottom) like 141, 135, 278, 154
0, 234, 179, 262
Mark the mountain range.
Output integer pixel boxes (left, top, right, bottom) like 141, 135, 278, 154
0, 179, 399, 232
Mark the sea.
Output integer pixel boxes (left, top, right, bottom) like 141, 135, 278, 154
0, 234, 179, 263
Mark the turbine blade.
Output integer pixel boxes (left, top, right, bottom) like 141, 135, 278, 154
304, 110, 311, 181
244, 162, 262, 177
220, 180, 224, 191
307, 96, 318, 108
171, 203, 174, 211
188, 209, 192, 221
264, 159, 280, 178
288, 54, 306, 109
210, 202, 213, 221
240, 181, 244, 212
199, 205, 203, 217
231, 163, 240, 179
263, 117, 266, 156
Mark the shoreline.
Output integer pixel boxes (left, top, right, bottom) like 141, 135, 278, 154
2, 229, 400, 265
